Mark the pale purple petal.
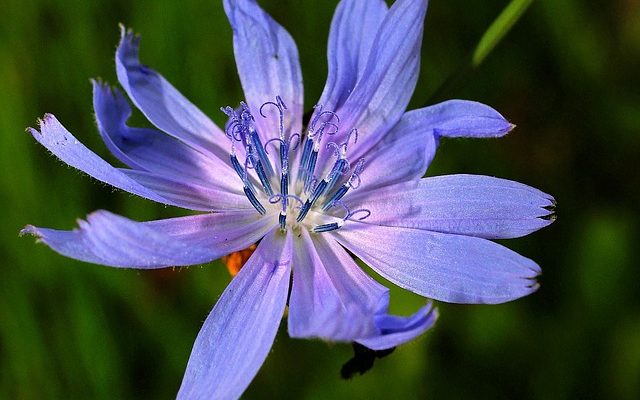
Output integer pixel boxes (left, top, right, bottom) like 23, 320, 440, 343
21, 210, 275, 268
354, 112, 439, 192
115, 27, 231, 163
413, 99, 514, 138
347, 175, 556, 239
93, 81, 238, 191
223, 0, 303, 140
350, 100, 512, 187
121, 169, 249, 212
288, 232, 435, 347
357, 303, 437, 350
288, 230, 385, 341
334, 0, 428, 147
92, 80, 145, 169
318, 0, 388, 111
332, 222, 541, 304
140, 211, 275, 253
178, 229, 292, 400
28, 114, 185, 207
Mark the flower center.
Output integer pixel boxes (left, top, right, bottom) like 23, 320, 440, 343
222, 96, 370, 233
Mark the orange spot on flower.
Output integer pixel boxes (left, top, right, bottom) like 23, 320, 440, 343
222, 244, 257, 277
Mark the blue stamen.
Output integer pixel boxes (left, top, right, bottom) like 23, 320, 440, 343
244, 154, 273, 197
313, 202, 370, 233
312, 221, 343, 233
229, 153, 244, 180
304, 149, 318, 192
249, 129, 274, 178
297, 136, 314, 185
254, 159, 274, 196
323, 156, 350, 196
310, 179, 329, 204
281, 173, 289, 200
244, 186, 266, 214
320, 158, 365, 211
278, 211, 286, 231
296, 200, 312, 223
296, 179, 328, 222
321, 185, 349, 211
299, 105, 340, 187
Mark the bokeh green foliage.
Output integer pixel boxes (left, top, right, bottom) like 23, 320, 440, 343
0, 0, 638, 399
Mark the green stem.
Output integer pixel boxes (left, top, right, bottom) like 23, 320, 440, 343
425, 0, 535, 104
472, 0, 535, 67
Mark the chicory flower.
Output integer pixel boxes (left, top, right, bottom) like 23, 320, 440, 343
22, 0, 555, 398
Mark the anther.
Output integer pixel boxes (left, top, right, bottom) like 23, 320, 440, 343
320, 158, 365, 211
244, 186, 266, 215
312, 201, 368, 233
248, 127, 275, 179
246, 153, 273, 197
296, 178, 328, 223
312, 221, 344, 233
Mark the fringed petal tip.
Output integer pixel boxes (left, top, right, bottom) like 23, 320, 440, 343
527, 276, 541, 292
19, 224, 38, 238
539, 195, 557, 223
118, 23, 139, 43
28, 113, 53, 135
223, 0, 259, 31
512, 259, 542, 298
90, 78, 113, 93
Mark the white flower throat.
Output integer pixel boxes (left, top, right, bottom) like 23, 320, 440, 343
222, 96, 370, 233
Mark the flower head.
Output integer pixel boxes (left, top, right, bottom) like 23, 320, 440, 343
22, 0, 555, 398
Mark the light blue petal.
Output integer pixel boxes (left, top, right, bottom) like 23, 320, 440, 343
28, 114, 184, 207
288, 232, 435, 348
21, 210, 275, 268
344, 100, 513, 191
30, 113, 251, 212
315, 0, 428, 173
121, 169, 249, 212
93, 81, 238, 192
352, 112, 439, 192
115, 27, 231, 163
318, 0, 388, 111
413, 99, 514, 138
336, 0, 428, 149
288, 230, 384, 341
332, 222, 541, 304
178, 229, 292, 400
223, 0, 303, 141
346, 175, 555, 239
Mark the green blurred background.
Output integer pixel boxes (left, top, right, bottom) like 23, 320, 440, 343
1, 0, 639, 398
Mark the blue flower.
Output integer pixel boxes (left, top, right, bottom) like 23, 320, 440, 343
22, 0, 555, 398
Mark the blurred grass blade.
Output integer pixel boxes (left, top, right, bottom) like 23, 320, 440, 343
472, 0, 534, 67
426, 0, 534, 104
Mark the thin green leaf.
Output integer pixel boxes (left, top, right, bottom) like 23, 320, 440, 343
426, 0, 534, 104
472, 0, 535, 67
